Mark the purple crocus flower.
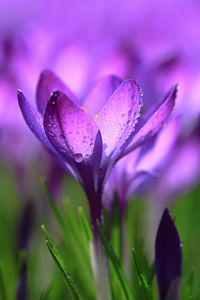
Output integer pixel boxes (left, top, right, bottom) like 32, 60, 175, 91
155, 208, 182, 300
150, 133, 200, 204
18, 70, 177, 234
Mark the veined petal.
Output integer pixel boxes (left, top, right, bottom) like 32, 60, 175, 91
155, 208, 182, 300
43, 90, 100, 163
95, 79, 143, 157
84, 75, 122, 118
17, 90, 56, 153
120, 85, 177, 157
36, 69, 77, 114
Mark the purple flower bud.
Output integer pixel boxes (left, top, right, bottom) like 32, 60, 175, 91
155, 208, 182, 300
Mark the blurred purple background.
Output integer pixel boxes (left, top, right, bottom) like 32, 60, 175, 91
0, 0, 200, 203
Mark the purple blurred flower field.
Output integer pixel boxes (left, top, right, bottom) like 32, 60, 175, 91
0, 0, 200, 299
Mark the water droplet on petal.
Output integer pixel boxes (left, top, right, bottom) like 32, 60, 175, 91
74, 153, 83, 163
47, 131, 55, 137
128, 110, 132, 116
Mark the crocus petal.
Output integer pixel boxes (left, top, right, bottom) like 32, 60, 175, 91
17, 90, 56, 153
155, 208, 182, 300
121, 85, 177, 158
136, 117, 180, 172
36, 69, 77, 114
154, 136, 200, 201
84, 75, 122, 118
43, 90, 100, 163
95, 79, 143, 157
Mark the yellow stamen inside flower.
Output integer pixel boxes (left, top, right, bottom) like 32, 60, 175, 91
81, 107, 87, 112
94, 115, 98, 121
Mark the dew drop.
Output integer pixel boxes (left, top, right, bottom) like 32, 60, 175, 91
47, 131, 55, 137
74, 153, 83, 163
128, 110, 132, 116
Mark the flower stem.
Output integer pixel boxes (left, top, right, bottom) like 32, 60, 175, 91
90, 238, 112, 300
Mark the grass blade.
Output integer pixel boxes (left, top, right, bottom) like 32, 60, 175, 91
78, 207, 92, 241
97, 222, 134, 300
132, 249, 153, 300
41, 225, 80, 300
0, 267, 6, 300
40, 177, 65, 229
184, 269, 194, 300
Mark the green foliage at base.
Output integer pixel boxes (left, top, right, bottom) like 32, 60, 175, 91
0, 165, 199, 299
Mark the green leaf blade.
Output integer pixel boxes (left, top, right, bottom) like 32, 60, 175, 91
41, 225, 80, 300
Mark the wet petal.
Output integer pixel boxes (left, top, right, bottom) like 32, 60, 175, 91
95, 79, 143, 157
17, 90, 56, 153
155, 208, 182, 300
43, 90, 99, 163
84, 75, 122, 118
36, 69, 77, 114
121, 85, 177, 157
